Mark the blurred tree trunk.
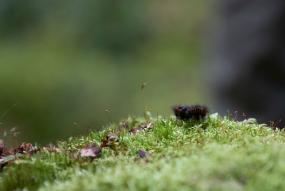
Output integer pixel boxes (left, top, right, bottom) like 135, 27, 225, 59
209, 0, 285, 126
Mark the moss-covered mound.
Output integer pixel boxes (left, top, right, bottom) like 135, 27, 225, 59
1, 113, 285, 191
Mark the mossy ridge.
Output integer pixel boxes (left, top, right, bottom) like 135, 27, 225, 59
1, 113, 285, 191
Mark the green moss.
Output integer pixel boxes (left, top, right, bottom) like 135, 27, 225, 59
0, 159, 57, 191
1, 113, 285, 191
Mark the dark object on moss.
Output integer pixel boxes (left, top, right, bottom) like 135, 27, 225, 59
138, 150, 147, 158
269, 120, 285, 130
0, 140, 4, 156
172, 105, 209, 120
101, 132, 119, 148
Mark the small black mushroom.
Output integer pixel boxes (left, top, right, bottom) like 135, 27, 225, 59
172, 105, 209, 120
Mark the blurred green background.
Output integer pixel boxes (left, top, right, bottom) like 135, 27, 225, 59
0, 0, 210, 144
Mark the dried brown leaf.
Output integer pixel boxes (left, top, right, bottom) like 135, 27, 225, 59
129, 122, 153, 134
15, 143, 39, 155
80, 143, 101, 158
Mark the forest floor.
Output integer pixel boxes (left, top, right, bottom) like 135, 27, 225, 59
1, 112, 285, 191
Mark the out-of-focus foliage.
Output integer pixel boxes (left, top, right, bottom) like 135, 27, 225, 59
0, 0, 209, 144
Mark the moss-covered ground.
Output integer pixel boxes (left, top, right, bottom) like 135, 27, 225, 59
1, 113, 285, 191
